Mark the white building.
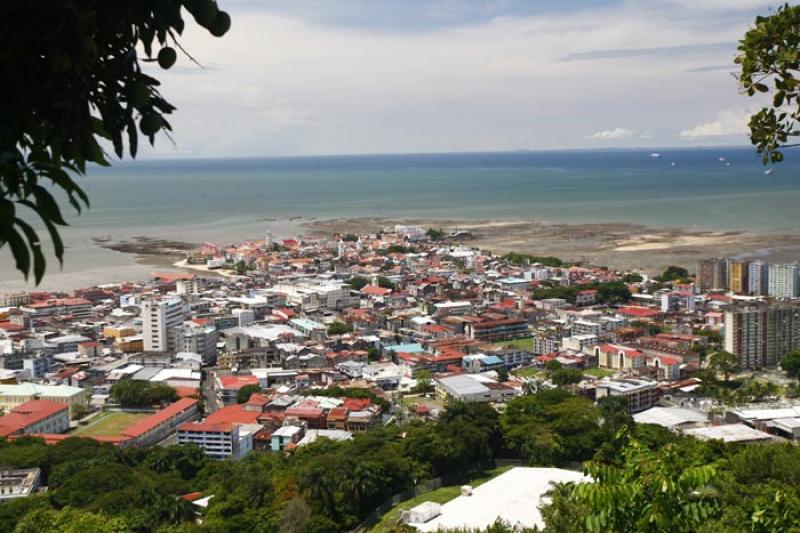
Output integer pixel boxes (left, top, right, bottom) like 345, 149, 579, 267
0, 469, 41, 501
141, 299, 184, 352
273, 280, 359, 311
177, 421, 258, 460
768, 263, 799, 299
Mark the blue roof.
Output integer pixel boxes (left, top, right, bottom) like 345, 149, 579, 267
482, 355, 504, 365
386, 343, 425, 353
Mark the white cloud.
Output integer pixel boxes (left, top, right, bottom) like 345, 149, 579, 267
589, 128, 636, 140
679, 108, 752, 139
132, 2, 762, 156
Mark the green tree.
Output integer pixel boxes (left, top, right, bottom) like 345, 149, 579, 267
708, 351, 741, 384
426, 227, 445, 241
550, 368, 583, 386
0, 1, 231, 283
737, 4, 800, 163
567, 435, 718, 532
377, 276, 396, 290
347, 276, 369, 290
496, 367, 509, 382
70, 404, 88, 421
327, 321, 351, 336
657, 266, 689, 283
111, 380, 177, 407
780, 350, 800, 383
412, 369, 434, 393
622, 273, 643, 283
236, 384, 262, 404
234, 260, 249, 276
366, 347, 381, 362
14, 507, 131, 533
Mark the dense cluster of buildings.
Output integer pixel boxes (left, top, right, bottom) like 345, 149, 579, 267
1, 228, 800, 470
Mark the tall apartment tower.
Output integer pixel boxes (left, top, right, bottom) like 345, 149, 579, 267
728, 260, 749, 294
696, 258, 728, 292
141, 299, 184, 352
725, 303, 800, 369
748, 260, 769, 296
768, 263, 800, 299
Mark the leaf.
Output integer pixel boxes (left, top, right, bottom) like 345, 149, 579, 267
14, 218, 46, 284
31, 186, 67, 225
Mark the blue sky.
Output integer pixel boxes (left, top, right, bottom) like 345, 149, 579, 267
142, 0, 779, 157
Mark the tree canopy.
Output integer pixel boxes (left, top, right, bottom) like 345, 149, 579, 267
0, 1, 231, 283
737, 3, 800, 164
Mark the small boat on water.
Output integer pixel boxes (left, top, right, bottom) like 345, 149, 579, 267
650, 153, 662, 159
718, 156, 726, 162
764, 169, 774, 175
670, 162, 676, 166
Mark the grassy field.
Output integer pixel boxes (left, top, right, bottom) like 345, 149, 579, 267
401, 395, 445, 412
493, 337, 534, 351
72, 411, 149, 438
512, 366, 544, 378
583, 367, 615, 378
370, 466, 512, 533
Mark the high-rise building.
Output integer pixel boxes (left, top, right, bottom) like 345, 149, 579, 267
768, 263, 800, 299
728, 260, 749, 294
696, 258, 727, 292
724, 303, 800, 369
748, 260, 769, 296
141, 299, 184, 352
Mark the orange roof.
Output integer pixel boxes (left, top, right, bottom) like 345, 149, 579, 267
179, 421, 234, 433
151, 273, 195, 282
218, 375, 259, 390
123, 398, 198, 438
618, 306, 661, 318
0, 400, 69, 437
173, 386, 200, 398
361, 285, 392, 296
206, 404, 262, 425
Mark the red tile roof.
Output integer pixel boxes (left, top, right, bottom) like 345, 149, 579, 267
0, 400, 69, 437
218, 375, 259, 390
206, 404, 262, 425
122, 398, 198, 438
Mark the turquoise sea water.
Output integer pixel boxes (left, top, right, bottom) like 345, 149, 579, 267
1, 147, 799, 290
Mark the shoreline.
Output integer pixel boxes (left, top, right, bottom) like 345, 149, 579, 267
3, 215, 800, 291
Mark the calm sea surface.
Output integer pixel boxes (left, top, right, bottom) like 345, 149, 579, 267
2, 147, 799, 290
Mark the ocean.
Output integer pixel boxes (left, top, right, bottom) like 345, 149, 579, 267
1, 147, 799, 290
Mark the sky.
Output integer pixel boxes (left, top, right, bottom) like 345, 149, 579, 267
140, 0, 780, 158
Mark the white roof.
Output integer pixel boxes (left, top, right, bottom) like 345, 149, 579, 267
413, 467, 589, 531
633, 407, 708, 429
684, 423, 773, 443
150, 368, 201, 382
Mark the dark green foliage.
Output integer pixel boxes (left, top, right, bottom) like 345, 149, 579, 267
780, 349, 800, 382
503, 252, 563, 267
622, 272, 643, 283
550, 368, 583, 386
737, 4, 800, 164
236, 383, 262, 404
110, 380, 178, 407
340, 233, 359, 242
501, 389, 602, 466
377, 276, 396, 290
426, 227, 446, 241
533, 281, 631, 305
656, 265, 690, 283
347, 276, 369, 290
386, 244, 412, 254
326, 321, 352, 336
0, 1, 231, 283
